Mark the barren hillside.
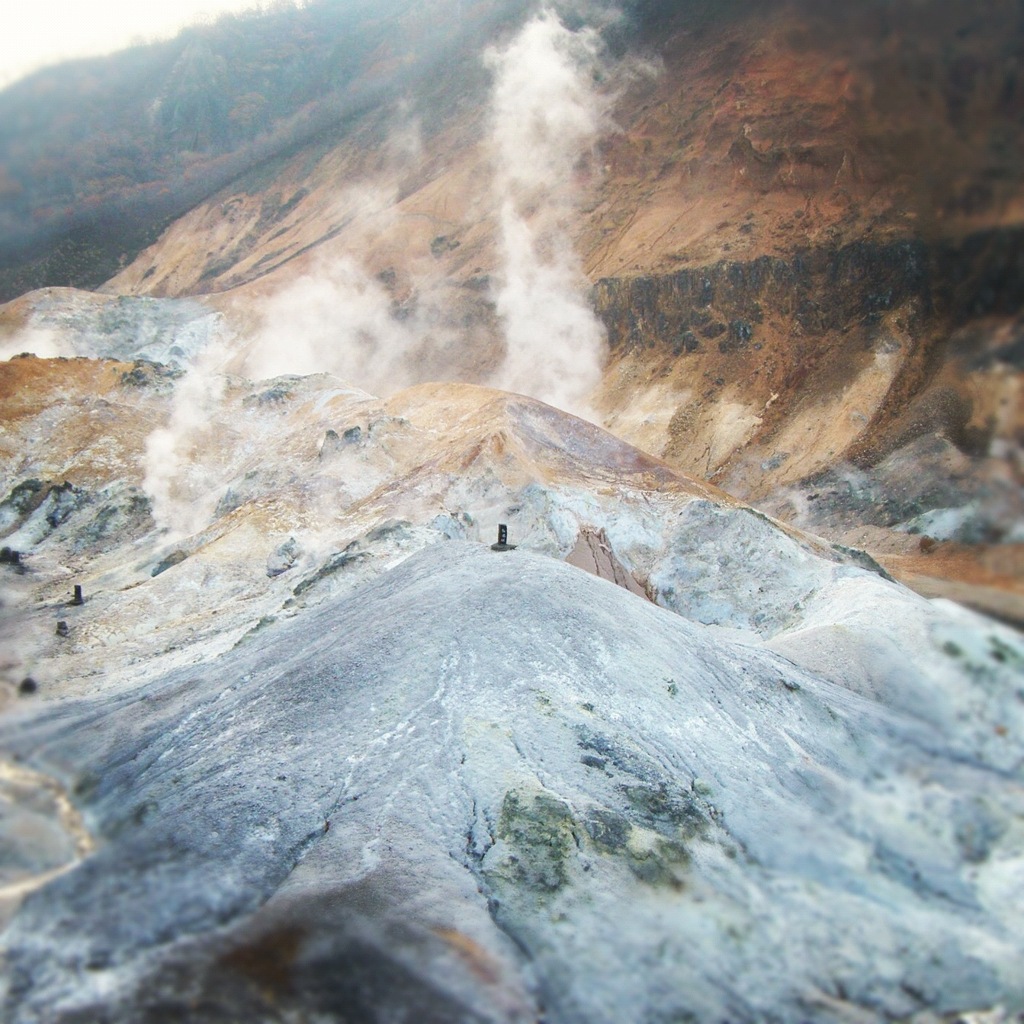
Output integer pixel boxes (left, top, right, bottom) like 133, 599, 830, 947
4, 0, 1021, 616
1, 6, 1024, 1019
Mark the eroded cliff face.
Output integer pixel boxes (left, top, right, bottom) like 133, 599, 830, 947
88, 2, 1023, 553
2, 0, 1022, 611
591, 227, 1024, 623
593, 229, 1024, 487
582, 0, 1024, 569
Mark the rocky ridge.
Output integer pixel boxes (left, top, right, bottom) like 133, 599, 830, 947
1, 352, 1023, 1022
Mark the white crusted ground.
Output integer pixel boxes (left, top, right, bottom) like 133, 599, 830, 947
1, 357, 1023, 1023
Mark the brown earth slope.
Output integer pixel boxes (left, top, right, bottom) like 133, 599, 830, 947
6, 0, 1023, 617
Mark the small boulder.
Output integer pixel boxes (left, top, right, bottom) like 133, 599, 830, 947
319, 426, 361, 460
319, 429, 342, 460
267, 537, 300, 578
152, 550, 188, 577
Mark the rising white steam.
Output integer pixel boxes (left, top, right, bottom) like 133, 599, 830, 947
142, 176, 427, 534
242, 255, 417, 393
143, 342, 229, 537
0, 328, 71, 361
140, 13, 616, 536
485, 10, 609, 415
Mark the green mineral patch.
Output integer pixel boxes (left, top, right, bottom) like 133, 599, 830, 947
534, 691, 554, 715
584, 808, 691, 889
151, 549, 188, 577
490, 789, 579, 893
989, 636, 1022, 667
622, 782, 708, 840
292, 548, 369, 597
624, 833, 691, 889
583, 808, 631, 853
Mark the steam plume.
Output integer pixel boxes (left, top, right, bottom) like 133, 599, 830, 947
243, 254, 417, 394
0, 328, 71, 362
139, 11, 618, 537
143, 341, 230, 538
485, 9, 610, 416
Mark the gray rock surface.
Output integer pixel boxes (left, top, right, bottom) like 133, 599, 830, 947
2, 543, 1022, 1023
2, 366, 1022, 1023
12, 290, 225, 367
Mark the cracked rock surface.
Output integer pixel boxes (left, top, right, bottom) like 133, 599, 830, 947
2, 543, 1023, 1023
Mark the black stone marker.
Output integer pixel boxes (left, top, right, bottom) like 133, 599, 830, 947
491, 524, 516, 552
71, 584, 84, 606
56, 620, 70, 638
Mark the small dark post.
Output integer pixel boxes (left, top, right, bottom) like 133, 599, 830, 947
491, 524, 516, 552
71, 584, 84, 606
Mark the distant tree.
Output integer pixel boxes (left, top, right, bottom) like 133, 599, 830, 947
154, 41, 230, 152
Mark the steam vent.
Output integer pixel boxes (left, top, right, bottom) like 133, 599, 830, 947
1, 1, 1023, 1021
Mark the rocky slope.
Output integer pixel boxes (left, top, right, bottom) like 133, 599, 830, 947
1, 3, 1024, 1020
3, 0, 1020, 614
1, 353, 1023, 1023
